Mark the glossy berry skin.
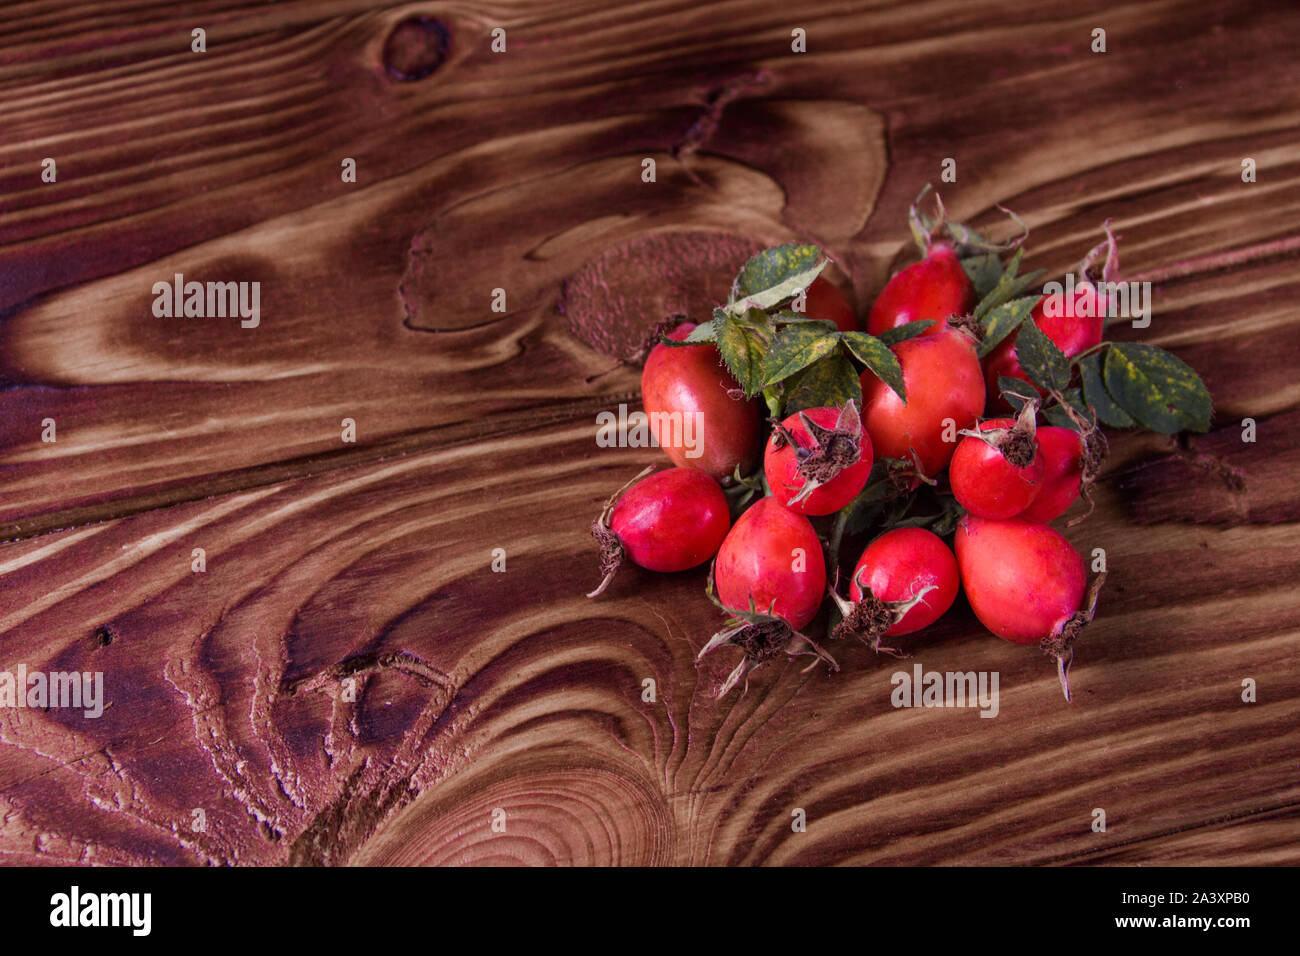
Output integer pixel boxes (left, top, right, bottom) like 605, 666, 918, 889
802, 276, 858, 333
861, 328, 985, 476
1017, 426, 1084, 523
949, 418, 1045, 520
954, 514, 1086, 644
983, 281, 1108, 409
642, 323, 762, 480
715, 497, 826, 630
763, 407, 874, 516
866, 244, 976, 338
610, 468, 730, 572
849, 528, 960, 635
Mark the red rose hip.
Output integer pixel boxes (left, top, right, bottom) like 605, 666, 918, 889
764, 401, 874, 516
642, 323, 762, 480
955, 514, 1085, 644
714, 497, 826, 630
588, 467, 730, 597
949, 405, 1045, 520
866, 243, 976, 338
861, 327, 985, 476
1017, 426, 1085, 523
954, 514, 1104, 700
848, 528, 960, 636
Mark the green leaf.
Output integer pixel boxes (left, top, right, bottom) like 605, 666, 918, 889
839, 464, 901, 537
998, 375, 1039, 412
1078, 350, 1134, 428
876, 319, 935, 346
782, 352, 862, 415
842, 331, 905, 403
843, 499, 887, 539
1103, 343, 1212, 433
1015, 319, 1070, 393
1043, 389, 1088, 430
977, 295, 1039, 358
714, 310, 770, 398
762, 385, 783, 420
771, 309, 839, 331
974, 249, 1045, 321
961, 253, 1004, 301
763, 324, 841, 386
887, 495, 966, 537
737, 243, 822, 295
733, 244, 828, 313
732, 305, 776, 336
658, 314, 719, 347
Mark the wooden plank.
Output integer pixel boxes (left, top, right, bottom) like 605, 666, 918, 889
1, 0, 1298, 865
1, 420, 1297, 865
4, 0, 1300, 529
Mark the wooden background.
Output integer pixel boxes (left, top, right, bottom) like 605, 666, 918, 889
1, 0, 1298, 866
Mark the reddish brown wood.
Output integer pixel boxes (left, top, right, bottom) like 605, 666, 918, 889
1, 0, 1298, 866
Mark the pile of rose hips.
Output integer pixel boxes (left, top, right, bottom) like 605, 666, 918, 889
588, 187, 1210, 702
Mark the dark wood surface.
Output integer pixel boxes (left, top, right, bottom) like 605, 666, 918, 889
1, 0, 1298, 865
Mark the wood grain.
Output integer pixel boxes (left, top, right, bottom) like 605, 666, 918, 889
1, 0, 1298, 865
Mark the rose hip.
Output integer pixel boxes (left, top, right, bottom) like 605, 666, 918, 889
587, 466, 730, 597
700, 496, 837, 697
861, 327, 985, 476
714, 497, 826, 629
949, 403, 1045, 520
954, 514, 1104, 699
1016, 426, 1084, 523
847, 527, 960, 637
764, 401, 874, 516
642, 323, 762, 480
866, 243, 976, 338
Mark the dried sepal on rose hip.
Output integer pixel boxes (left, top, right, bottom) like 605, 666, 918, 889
697, 563, 838, 699
970, 396, 1041, 468
1040, 570, 1107, 701
764, 399, 874, 515
827, 573, 937, 657
587, 465, 730, 598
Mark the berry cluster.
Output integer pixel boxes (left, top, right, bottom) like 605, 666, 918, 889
589, 187, 1211, 702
